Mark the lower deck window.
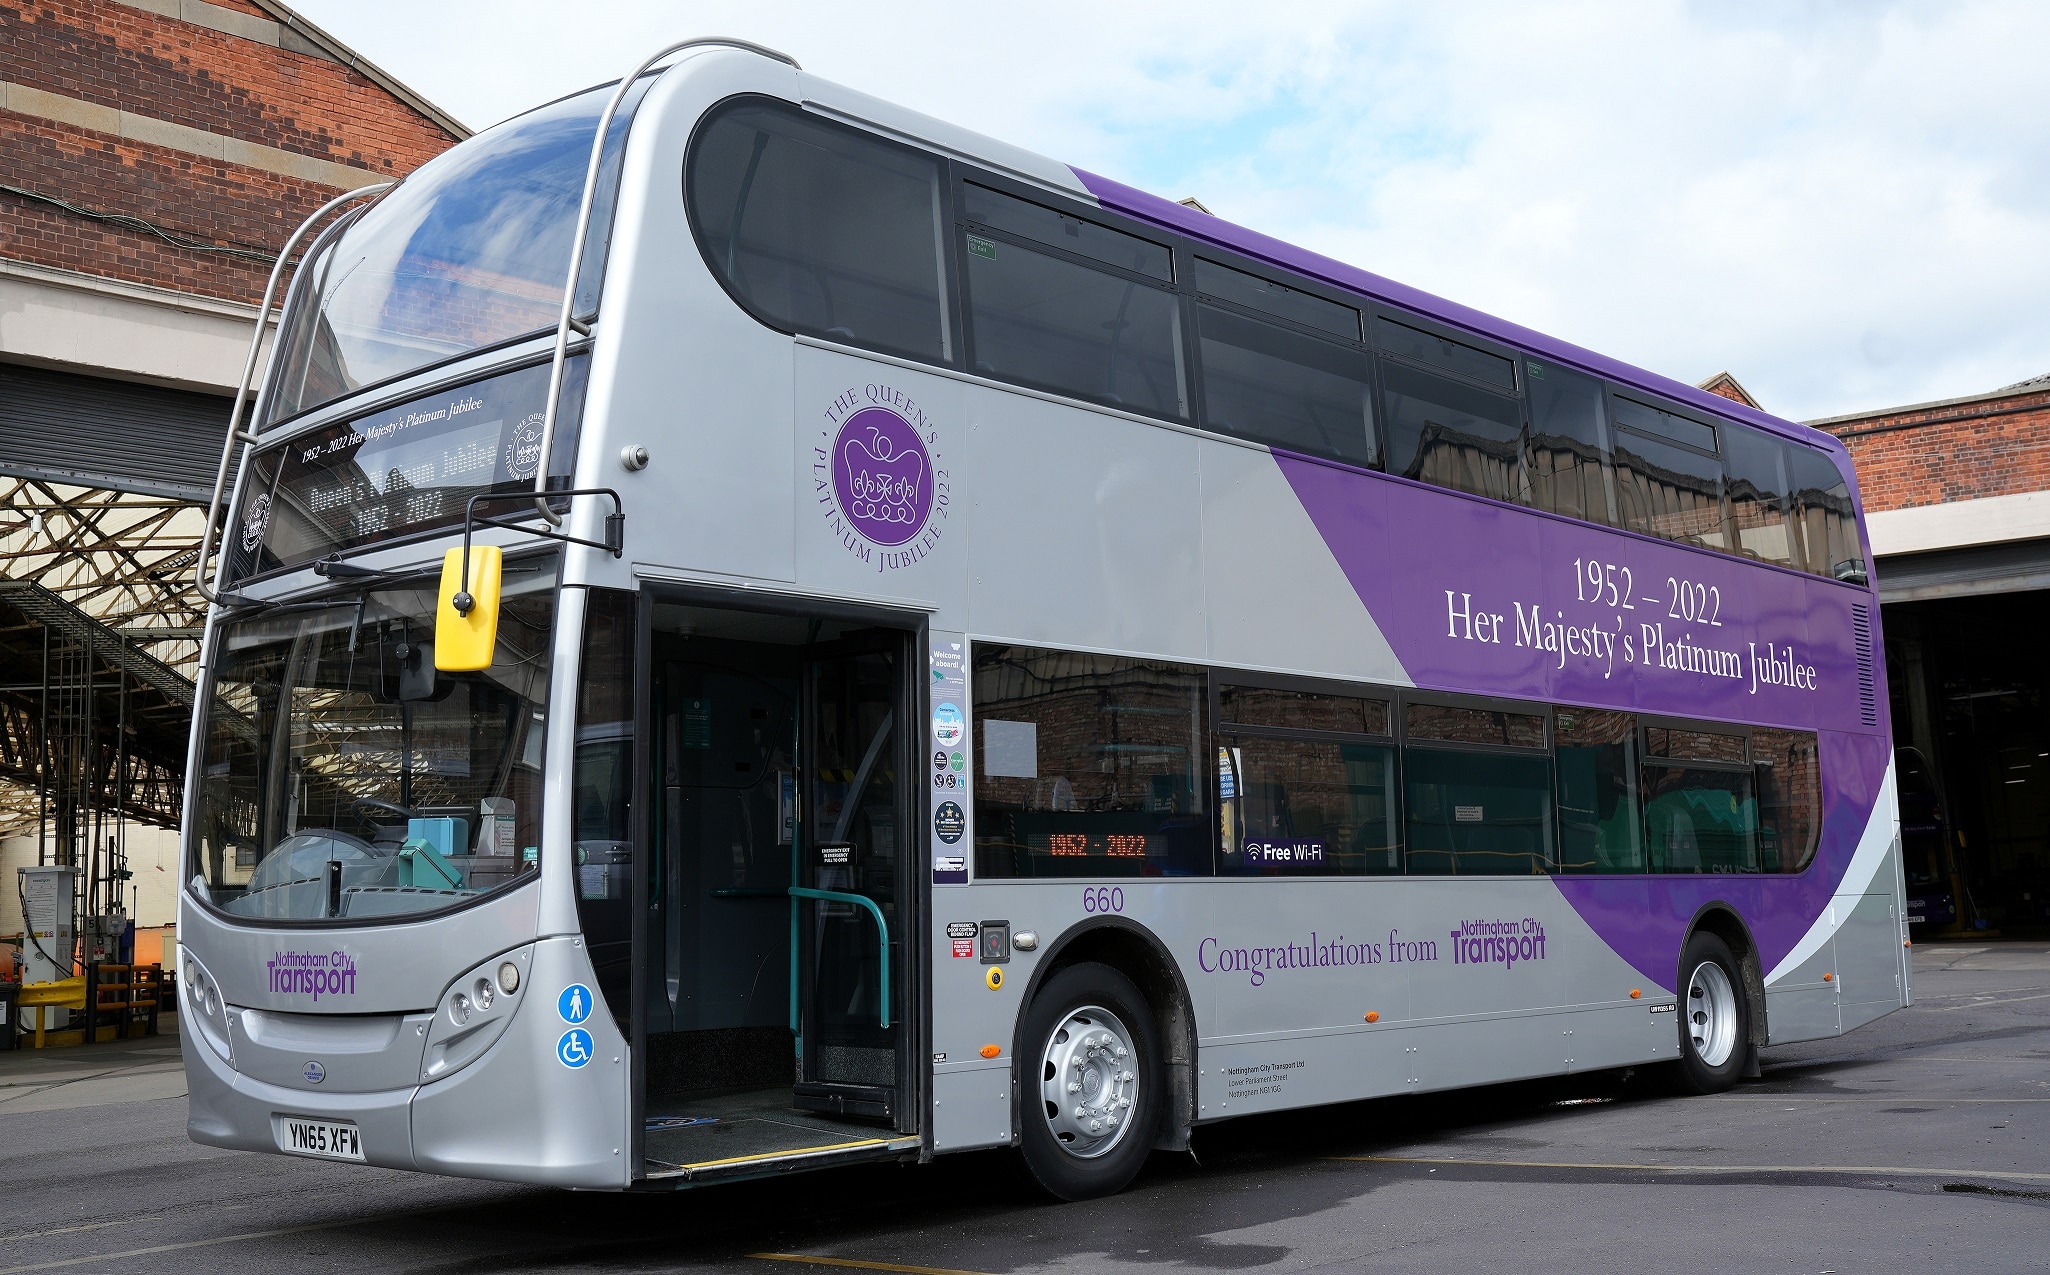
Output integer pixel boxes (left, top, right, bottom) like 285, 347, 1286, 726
1218, 735, 1399, 876
1403, 747, 1554, 875
1554, 709, 1643, 873
973, 645, 1207, 877
1642, 763, 1759, 873
969, 645, 1825, 879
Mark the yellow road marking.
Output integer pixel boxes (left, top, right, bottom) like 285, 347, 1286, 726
1333, 1153, 2050, 1183
684, 1137, 890, 1171
750, 1256, 994, 1275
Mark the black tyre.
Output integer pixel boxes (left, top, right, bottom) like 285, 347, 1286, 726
1017, 961, 1161, 1201
1673, 931, 1750, 1094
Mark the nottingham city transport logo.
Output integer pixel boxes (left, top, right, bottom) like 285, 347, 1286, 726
815, 383, 949, 573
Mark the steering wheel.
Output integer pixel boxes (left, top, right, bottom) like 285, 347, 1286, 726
351, 797, 418, 835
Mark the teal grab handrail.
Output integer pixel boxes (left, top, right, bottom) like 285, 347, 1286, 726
787, 887, 891, 1029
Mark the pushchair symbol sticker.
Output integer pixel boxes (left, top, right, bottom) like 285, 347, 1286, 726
556, 1028, 593, 1069
558, 984, 593, 1024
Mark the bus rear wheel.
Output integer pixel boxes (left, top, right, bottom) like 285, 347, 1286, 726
1018, 961, 1160, 1201
1673, 931, 1750, 1094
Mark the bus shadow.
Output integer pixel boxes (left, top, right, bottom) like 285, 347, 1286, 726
388, 1070, 1709, 1273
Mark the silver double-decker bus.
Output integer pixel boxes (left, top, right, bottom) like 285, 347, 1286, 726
179, 39, 1906, 1200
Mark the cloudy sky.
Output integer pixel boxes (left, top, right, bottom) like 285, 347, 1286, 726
295, 0, 2050, 423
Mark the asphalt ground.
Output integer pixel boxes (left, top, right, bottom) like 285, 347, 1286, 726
3, 942, 2046, 1273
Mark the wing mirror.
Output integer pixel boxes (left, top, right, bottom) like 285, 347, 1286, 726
435, 545, 502, 672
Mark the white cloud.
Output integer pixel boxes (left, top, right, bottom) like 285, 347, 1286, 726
299, 0, 2050, 420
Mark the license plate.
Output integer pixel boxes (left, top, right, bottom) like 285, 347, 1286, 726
278, 1116, 364, 1162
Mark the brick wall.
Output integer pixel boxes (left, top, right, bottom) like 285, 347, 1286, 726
1, 0, 461, 304
1813, 383, 2050, 516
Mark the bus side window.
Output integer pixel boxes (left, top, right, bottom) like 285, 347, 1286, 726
1724, 426, 1797, 567
1787, 445, 1868, 584
1524, 361, 1617, 527
1196, 303, 1376, 469
971, 644, 1209, 878
1610, 396, 1731, 552
1374, 319, 1527, 507
1401, 703, 1553, 876
1752, 727, 1820, 873
1641, 726, 1757, 874
960, 184, 1187, 420
1553, 709, 1642, 873
687, 100, 951, 363
1194, 257, 1376, 470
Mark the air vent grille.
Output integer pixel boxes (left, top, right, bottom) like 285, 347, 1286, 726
1852, 603, 1878, 728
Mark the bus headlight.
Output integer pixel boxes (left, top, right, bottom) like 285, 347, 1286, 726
422, 946, 532, 1084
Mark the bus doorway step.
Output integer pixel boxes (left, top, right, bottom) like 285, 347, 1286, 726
793, 1081, 893, 1121
642, 1087, 917, 1183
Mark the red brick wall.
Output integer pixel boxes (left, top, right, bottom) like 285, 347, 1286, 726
0, 0, 460, 304
1814, 386, 2050, 515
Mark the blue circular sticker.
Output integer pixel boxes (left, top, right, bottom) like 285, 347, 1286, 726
556, 1028, 593, 1069
558, 984, 593, 1024
932, 702, 964, 747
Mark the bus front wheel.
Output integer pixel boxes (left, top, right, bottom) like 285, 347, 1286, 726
1018, 961, 1161, 1201
1673, 931, 1750, 1094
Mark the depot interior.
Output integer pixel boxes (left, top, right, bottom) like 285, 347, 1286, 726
1886, 587, 2050, 937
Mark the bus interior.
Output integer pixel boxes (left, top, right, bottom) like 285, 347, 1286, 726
632, 601, 920, 1181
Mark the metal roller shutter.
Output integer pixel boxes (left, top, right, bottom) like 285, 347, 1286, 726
0, 362, 232, 501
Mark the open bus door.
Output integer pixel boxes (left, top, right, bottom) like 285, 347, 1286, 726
634, 601, 919, 1183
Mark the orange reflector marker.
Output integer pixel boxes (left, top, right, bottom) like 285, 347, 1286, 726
1822, 972, 1834, 981
1364, 1011, 1379, 1023
1629, 989, 1641, 999
980, 1044, 1001, 1059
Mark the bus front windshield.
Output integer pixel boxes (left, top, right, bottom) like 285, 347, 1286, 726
265, 78, 649, 425
190, 552, 559, 922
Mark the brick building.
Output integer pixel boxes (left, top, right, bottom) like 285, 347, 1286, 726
2, 0, 464, 452
0, 0, 463, 967
1811, 373, 2050, 934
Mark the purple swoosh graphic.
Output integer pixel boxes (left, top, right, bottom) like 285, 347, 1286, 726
1268, 450, 1887, 991
1070, 162, 1892, 990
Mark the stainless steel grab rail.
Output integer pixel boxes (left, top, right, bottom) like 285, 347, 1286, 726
530, 37, 801, 525
192, 182, 393, 604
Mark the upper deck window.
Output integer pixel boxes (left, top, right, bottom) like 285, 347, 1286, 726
1723, 426, 1796, 567
267, 81, 649, 425
1787, 445, 1867, 583
1380, 359, 1526, 503
961, 186, 1186, 419
1612, 396, 1717, 453
1525, 360, 1616, 526
1375, 318, 1516, 391
1196, 304, 1375, 467
689, 101, 951, 362
1611, 396, 1729, 551
965, 184, 1172, 282
1195, 258, 1358, 340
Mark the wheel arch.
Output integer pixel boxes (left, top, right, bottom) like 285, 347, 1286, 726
1681, 901, 1767, 1077
1010, 916, 1197, 1152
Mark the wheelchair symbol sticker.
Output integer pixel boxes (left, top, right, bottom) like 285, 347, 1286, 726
556, 1028, 593, 1069
558, 984, 593, 1024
